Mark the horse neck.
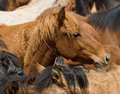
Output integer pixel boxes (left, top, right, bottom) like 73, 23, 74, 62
30, 43, 56, 67
24, 40, 56, 75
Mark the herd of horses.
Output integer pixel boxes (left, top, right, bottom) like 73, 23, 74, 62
0, 0, 120, 94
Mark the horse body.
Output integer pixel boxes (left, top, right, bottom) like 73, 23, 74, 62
88, 65, 120, 94
0, 21, 38, 61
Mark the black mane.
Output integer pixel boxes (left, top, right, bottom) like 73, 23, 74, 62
34, 65, 88, 93
0, 51, 22, 68
87, 5, 120, 31
0, 51, 25, 94
33, 66, 53, 92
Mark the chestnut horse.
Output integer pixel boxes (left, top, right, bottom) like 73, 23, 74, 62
0, 0, 30, 11
0, 7, 110, 74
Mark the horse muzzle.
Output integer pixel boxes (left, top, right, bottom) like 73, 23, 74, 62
94, 55, 110, 68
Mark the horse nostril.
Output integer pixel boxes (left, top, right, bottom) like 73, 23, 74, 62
105, 55, 110, 64
18, 71, 24, 76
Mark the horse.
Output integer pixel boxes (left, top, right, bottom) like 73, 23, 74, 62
26, 63, 120, 94
0, 0, 96, 26
0, 51, 26, 94
0, 6, 111, 74
0, 0, 30, 11
19, 65, 88, 94
0, 0, 70, 25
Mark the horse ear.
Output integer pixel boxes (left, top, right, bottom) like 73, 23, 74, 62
58, 7, 65, 28
52, 68, 61, 84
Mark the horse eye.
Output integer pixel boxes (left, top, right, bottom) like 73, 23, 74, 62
73, 32, 81, 38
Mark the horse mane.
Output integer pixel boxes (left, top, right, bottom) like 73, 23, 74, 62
34, 65, 88, 93
72, 68, 88, 93
87, 5, 120, 31
75, 0, 90, 16
33, 66, 53, 92
0, 0, 8, 11
0, 51, 23, 94
0, 51, 22, 68
24, 6, 79, 66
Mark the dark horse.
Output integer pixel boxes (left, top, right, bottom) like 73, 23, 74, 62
29, 65, 89, 94
0, 51, 26, 94
0, 0, 30, 11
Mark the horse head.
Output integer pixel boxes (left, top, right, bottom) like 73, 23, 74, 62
0, 51, 26, 94
53, 7, 110, 68
24, 7, 110, 69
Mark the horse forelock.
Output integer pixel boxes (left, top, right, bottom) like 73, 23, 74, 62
37, 7, 80, 40
34, 66, 53, 92
0, 51, 22, 68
